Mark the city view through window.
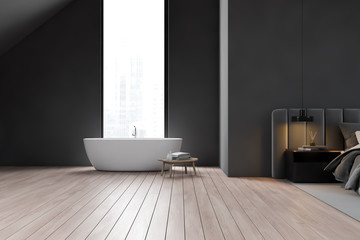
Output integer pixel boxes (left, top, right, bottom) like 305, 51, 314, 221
103, 0, 164, 138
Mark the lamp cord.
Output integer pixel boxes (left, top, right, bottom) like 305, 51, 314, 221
300, 0, 304, 110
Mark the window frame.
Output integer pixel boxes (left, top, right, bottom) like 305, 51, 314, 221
100, 0, 168, 138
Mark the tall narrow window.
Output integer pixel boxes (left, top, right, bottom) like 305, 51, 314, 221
104, 0, 165, 138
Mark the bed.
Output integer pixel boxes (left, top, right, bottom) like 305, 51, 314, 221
272, 108, 360, 195
324, 128, 360, 195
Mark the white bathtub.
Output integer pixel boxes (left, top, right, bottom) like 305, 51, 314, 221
83, 138, 182, 171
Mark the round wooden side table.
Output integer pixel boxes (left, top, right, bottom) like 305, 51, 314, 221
158, 158, 198, 177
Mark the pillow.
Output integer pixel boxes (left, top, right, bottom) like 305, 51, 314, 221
339, 123, 360, 150
350, 131, 360, 152
356, 131, 360, 143
344, 132, 360, 152
348, 143, 360, 151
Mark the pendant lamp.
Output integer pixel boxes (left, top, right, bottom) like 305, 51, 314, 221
292, 0, 313, 122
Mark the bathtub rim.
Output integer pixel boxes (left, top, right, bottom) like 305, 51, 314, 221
83, 138, 182, 141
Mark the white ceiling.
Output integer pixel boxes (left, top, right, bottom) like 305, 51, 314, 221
0, 0, 74, 56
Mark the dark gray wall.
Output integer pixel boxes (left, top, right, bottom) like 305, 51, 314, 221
168, 0, 219, 166
224, 0, 360, 176
0, 0, 220, 166
304, 0, 360, 107
0, 0, 101, 166
0, 0, 74, 56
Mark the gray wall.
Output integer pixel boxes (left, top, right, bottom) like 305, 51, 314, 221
220, 0, 228, 173
168, 0, 219, 166
0, 0, 220, 166
0, 0, 74, 55
222, 0, 360, 176
0, 0, 101, 165
304, 0, 360, 107
2, 0, 358, 172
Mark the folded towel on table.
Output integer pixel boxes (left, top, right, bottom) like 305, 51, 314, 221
172, 152, 191, 160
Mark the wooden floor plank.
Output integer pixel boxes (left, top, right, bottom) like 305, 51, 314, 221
0, 167, 71, 211
45, 173, 129, 240
238, 177, 324, 240
145, 170, 174, 240
0, 167, 52, 186
0, 167, 46, 189
206, 168, 264, 240
86, 172, 147, 240
221, 173, 304, 240
0, 166, 359, 240
0, 167, 79, 196
106, 173, 156, 240
4, 172, 113, 239
126, 173, 164, 240
213, 168, 305, 240
214, 168, 285, 240
66, 174, 136, 239
183, 167, 205, 240
165, 166, 185, 240
199, 167, 244, 240
24, 173, 119, 240
0, 167, 93, 223
192, 168, 225, 240
0, 168, 98, 231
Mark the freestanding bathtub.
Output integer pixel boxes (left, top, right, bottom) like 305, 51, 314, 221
83, 138, 182, 171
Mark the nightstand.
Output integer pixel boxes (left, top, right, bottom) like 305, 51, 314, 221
285, 150, 342, 183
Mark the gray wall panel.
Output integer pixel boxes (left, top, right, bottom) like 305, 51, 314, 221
344, 109, 360, 123
304, 0, 360, 109
271, 109, 288, 178
325, 109, 343, 150
227, 0, 299, 177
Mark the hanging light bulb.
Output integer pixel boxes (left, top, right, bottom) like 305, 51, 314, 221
292, 0, 313, 122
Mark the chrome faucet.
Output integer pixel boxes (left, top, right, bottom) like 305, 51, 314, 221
132, 126, 137, 138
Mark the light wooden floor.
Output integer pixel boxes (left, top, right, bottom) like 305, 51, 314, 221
0, 167, 360, 240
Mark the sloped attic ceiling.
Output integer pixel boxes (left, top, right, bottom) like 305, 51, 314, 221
0, 0, 75, 57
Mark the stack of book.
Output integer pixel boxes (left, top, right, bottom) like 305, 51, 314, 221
297, 145, 328, 151
171, 152, 191, 160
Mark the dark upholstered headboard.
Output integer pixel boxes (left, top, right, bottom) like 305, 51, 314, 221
271, 108, 360, 178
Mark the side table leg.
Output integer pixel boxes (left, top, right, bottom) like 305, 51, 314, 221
161, 162, 164, 176
169, 164, 173, 177
185, 164, 187, 174
192, 162, 196, 175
